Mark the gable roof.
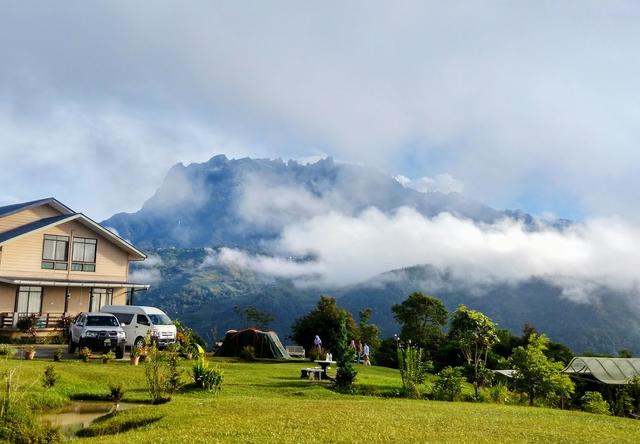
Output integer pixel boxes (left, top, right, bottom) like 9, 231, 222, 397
563, 357, 640, 384
0, 212, 146, 260
0, 198, 74, 218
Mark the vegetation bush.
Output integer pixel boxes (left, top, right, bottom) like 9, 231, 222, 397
0, 344, 15, 358
101, 350, 114, 364
397, 343, 432, 398
79, 347, 92, 362
53, 349, 63, 362
239, 345, 256, 361
192, 345, 223, 392
307, 346, 327, 362
109, 383, 125, 406
41, 365, 59, 389
581, 391, 611, 415
144, 345, 172, 404
433, 367, 465, 401
488, 383, 510, 404
334, 317, 357, 391
166, 352, 183, 395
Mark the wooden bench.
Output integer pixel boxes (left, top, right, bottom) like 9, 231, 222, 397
287, 345, 306, 359
300, 367, 324, 380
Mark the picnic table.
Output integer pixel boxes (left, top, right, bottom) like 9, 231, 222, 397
314, 360, 336, 380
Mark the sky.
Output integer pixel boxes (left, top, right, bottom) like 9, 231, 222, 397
1, 1, 640, 222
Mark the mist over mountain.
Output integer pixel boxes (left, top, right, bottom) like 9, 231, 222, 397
104, 155, 503, 249
111, 155, 640, 354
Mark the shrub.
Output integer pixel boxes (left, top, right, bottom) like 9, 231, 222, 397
192, 346, 223, 392
0, 344, 15, 358
101, 351, 114, 364
489, 383, 509, 404
582, 391, 611, 415
53, 349, 63, 362
109, 383, 125, 406
334, 317, 357, 391
144, 345, 172, 404
239, 345, 256, 361
308, 347, 327, 362
433, 367, 465, 401
166, 353, 183, 395
397, 343, 432, 398
41, 365, 59, 389
79, 347, 91, 362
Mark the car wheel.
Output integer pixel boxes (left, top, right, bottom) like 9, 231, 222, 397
115, 345, 125, 360
134, 337, 145, 349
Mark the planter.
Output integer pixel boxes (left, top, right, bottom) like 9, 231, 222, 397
130, 356, 140, 366
24, 350, 36, 360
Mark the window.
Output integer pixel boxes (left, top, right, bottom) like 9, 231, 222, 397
112, 313, 134, 325
85, 315, 119, 327
148, 314, 172, 325
16, 286, 42, 314
89, 288, 112, 312
137, 314, 150, 326
42, 235, 68, 270
72, 237, 97, 272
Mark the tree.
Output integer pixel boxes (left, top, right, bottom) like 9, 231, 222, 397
448, 305, 498, 397
233, 305, 274, 330
509, 333, 575, 406
392, 292, 448, 355
291, 296, 358, 352
334, 316, 357, 390
358, 308, 381, 355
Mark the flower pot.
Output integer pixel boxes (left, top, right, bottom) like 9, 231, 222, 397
130, 356, 140, 366
24, 350, 36, 360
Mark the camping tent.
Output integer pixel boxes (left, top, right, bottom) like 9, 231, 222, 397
215, 328, 291, 359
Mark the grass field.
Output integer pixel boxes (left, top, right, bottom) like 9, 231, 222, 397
3, 353, 640, 443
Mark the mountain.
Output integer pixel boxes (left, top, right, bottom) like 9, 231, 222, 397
132, 249, 640, 354
104, 155, 502, 249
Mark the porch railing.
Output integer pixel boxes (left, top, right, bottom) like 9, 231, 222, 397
0, 312, 66, 329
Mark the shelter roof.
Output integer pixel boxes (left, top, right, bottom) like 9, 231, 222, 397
563, 357, 640, 384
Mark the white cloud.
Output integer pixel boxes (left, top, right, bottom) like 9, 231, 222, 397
129, 253, 163, 285
212, 207, 640, 302
1, 2, 640, 219
395, 174, 464, 194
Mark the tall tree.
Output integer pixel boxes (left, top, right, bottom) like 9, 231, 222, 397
449, 304, 498, 397
392, 292, 448, 355
291, 296, 358, 352
233, 305, 274, 331
334, 316, 358, 389
358, 308, 381, 352
510, 333, 574, 406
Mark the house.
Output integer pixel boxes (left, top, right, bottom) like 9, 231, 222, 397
0, 198, 149, 338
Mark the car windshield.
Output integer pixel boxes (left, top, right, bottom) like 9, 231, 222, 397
85, 316, 119, 327
148, 314, 172, 325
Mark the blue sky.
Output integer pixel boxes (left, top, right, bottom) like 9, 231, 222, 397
1, 1, 639, 222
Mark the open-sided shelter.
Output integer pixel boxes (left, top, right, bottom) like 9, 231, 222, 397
563, 357, 640, 385
215, 328, 291, 359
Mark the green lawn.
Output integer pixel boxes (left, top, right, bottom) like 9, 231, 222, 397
3, 354, 640, 443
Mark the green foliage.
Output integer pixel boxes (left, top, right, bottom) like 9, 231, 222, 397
433, 367, 465, 401
489, 383, 509, 404
234, 305, 275, 331
449, 305, 499, 397
41, 365, 58, 389
144, 345, 172, 404
509, 333, 575, 406
0, 344, 15, 358
307, 347, 327, 362
192, 357, 224, 392
334, 317, 357, 390
239, 345, 256, 361
375, 336, 400, 368
166, 353, 183, 395
109, 383, 125, 405
582, 391, 611, 415
79, 347, 91, 362
291, 296, 358, 352
392, 292, 448, 355
174, 319, 206, 350
52, 349, 63, 362
101, 350, 114, 364
358, 308, 381, 353
397, 343, 432, 398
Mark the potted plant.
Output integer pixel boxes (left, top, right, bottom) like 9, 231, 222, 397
101, 350, 114, 364
79, 347, 91, 362
130, 346, 142, 366
24, 345, 36, 360
53, 349, 63, 362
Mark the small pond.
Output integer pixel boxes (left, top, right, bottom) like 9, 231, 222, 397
41, 400, 137, 437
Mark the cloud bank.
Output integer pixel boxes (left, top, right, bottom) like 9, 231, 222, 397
211, 206, 640, 302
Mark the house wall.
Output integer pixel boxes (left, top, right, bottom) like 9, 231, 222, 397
42, 287, 65, 312
0, 284, 15, 312
0, 205, 62, 234
0, 220, 129, 282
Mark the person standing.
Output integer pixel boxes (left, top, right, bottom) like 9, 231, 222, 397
356, 340, 363, 364
363, 343, 371, 365
314, 334, 322, 350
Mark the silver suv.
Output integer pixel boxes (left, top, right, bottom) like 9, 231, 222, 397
68, 312, 126, 359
